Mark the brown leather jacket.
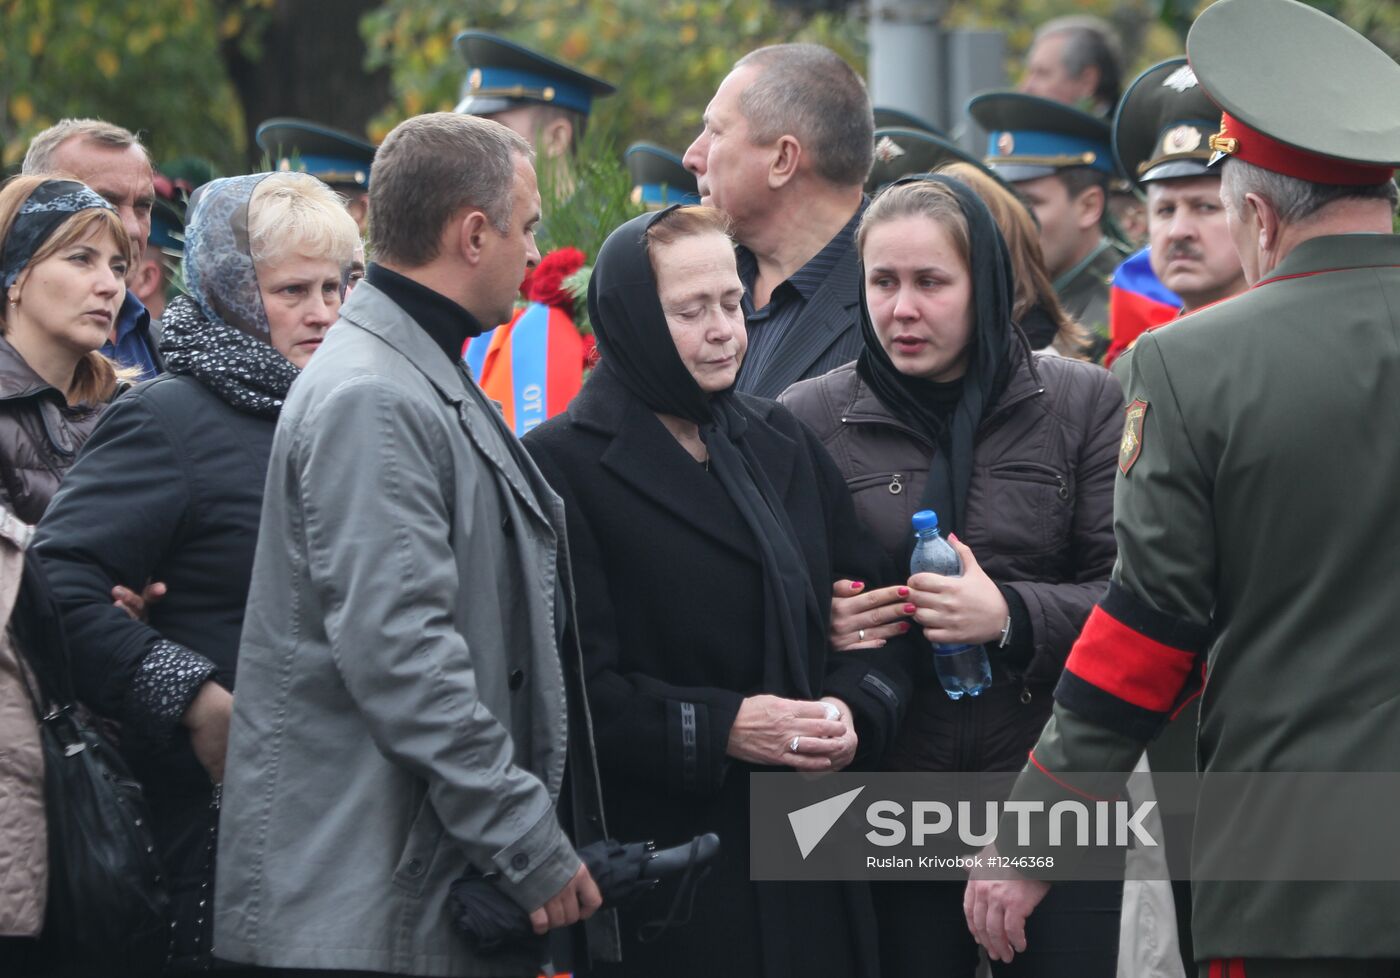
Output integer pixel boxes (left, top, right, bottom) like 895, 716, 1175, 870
781, 344, 1122, 771
0, 337, 104, 525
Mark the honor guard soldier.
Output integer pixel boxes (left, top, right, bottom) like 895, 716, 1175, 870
454, 31, 615, 161
969, 92, 1129, 360
625, 143, 699, 209
1106, 58, 1247, 372
255, 118, 375, 234
965, 3, 1400, 977
455, 33, 615, 433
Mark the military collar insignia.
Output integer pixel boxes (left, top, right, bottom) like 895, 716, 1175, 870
1120, 399, 1149, 475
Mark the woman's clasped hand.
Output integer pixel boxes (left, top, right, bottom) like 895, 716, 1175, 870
830, 531, 1010, 652
725, 694, 857, 771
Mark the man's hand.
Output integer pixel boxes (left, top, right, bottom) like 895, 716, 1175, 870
112, 580, 167, 622
963, 850, 1052, 963
528, 861, 603, 936
182, 681, 232, 784
727, 694, 850, 771
829, 579, 913, 651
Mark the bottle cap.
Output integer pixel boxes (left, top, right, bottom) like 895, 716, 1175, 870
911, 509, 939, 532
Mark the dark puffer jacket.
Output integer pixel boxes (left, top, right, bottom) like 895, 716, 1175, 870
0, 336, 104, 525
780, 344, 1122, 772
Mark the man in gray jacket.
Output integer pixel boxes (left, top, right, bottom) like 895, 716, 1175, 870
215, 113, 609, 977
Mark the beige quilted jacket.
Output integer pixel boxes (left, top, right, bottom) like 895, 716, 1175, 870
0, 506, 44, 937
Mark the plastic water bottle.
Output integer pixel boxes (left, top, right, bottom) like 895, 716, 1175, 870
909, 509, 992, 700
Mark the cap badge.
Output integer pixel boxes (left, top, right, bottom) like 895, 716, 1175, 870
874, 136, 906, 164
996, 131, 1015, 155
1163, 126, 1202, 155
1161, 65, 1198, 92
468, 69, 482, 92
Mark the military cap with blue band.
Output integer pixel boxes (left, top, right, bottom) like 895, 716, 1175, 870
1187, 0, 1400, 184
967, 92, 1116, 183
1112, 59, 1222, 189
255, 118, 376, 189
454, 31, 615, 118
625, 144, 700, 208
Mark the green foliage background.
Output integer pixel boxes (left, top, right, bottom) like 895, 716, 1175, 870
2, 0, 1398, 170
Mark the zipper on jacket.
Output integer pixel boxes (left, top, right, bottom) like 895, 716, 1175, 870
989, 462, 1070, 500
845, 471, 910, 495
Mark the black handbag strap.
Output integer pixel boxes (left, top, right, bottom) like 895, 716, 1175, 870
4, 543, 79, 718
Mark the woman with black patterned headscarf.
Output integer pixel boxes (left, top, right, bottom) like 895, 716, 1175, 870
34, 171, 359, 974
0, 175, 134, 525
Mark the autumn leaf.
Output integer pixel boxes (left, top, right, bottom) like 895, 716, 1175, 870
95, 49, 120, 78
10, 93, 35, 125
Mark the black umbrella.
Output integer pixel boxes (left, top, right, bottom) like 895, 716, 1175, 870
449, 832, 721, 954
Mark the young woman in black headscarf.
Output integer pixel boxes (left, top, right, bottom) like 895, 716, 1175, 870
523, 205, 912, 978
780, 176, 1125, 975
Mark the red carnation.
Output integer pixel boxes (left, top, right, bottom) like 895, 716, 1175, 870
525, 247, 588, 310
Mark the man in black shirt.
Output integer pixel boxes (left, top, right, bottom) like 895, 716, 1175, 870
684, 44, 873, 399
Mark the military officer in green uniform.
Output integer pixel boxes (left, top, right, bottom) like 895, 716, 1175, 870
969, 92, 1130, 360
1109, 57, 1247, 391
965, 1, 1400, 974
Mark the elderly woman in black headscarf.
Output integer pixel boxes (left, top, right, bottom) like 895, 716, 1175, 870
781, 175, 1124, 976
523, 205, 912, 977
34, 171, 359, 974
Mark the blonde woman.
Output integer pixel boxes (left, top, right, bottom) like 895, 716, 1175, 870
34, 171, 359, 974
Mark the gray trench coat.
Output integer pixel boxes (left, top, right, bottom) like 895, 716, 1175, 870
214, 282, 615, 976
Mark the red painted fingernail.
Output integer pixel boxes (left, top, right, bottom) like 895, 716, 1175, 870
897, 586, 910, 596
898, 622, 911, 633
851, 581, 865, 590
903, 603, 917, 614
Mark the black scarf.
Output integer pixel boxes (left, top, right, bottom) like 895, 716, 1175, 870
588, 208, 822, 699
160, 293, 298, 419
855, 175, 1015, 536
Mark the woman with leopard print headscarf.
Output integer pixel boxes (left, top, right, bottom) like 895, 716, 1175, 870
33, 171, 360, 975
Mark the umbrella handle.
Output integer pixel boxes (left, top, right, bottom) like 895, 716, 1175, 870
644, 832, 721, 879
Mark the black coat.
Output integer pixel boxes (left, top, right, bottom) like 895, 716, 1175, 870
32, 373, 275, 970
524, 368, 911, 978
